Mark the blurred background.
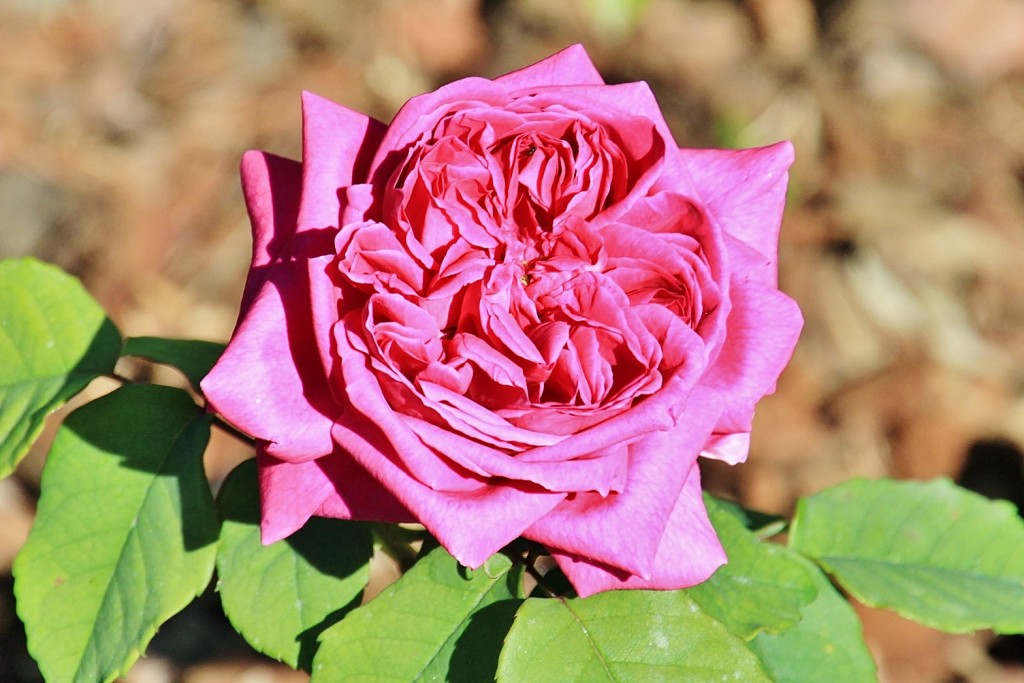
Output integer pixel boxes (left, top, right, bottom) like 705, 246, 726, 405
2, 0, 1024, 680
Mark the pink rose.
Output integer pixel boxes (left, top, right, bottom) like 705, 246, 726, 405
202, 45, 802, 597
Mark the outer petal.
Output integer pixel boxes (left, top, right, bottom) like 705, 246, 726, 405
705, 279, 802, 435
675, 142, 795, 285
700, 431, 751, 465
496, 43, 604, 90
405, 416, 629, 495
523, 81, 673, 145
525, 387, 723, 578
331, 418, 565, 569
201, 232, 337, 462
258, 452, 334, 544
549, 464, 726, 598
237, 151, 302, 315
299, 91, 386, 230
258, 450, 413, 544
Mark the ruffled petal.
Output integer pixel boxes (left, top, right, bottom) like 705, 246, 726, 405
331, 418, 565, 568
548, 464, 726, 598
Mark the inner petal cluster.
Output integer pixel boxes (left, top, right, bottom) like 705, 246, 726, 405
332, 103, 721, 448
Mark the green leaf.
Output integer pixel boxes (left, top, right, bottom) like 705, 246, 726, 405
687, 495, 817, 639
121, 336, 225, 393
497, 590, 770, 683
311, 546, 524, 683
750, 552, 878, 683
13, 384, 218, 683
790, 477, 1024, 634
216, 459, 373, 671
0, 258, 121, 478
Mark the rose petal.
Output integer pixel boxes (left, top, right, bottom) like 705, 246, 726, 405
330, 419, 565, 568
404, 415, 629, 494
496, 44, 605, 90
337, 310, 560, 461
258, 450, 412, 544
525, 387, 723, 577
674, 142, 795, 284
548, 464, 726, 597
700, 431, 751, 465
258, 452, 333, 544
202, 167, 339, 461
299, 91, 386, 230
369, 80, 507, 184
237, 151, 302, 315
514, 363, 702, 467
704, 279, 803, 434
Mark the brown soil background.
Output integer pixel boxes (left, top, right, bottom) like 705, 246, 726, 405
2, 0, 1024, 681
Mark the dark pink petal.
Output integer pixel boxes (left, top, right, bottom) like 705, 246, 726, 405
548, 464, 726, 597
369, 80, 507, 182
299, 91, 385, 230
496, 44, 604, 91
336, 312, 559, 479
674, 142, 794, 284
335, 220, 425, 296
258, 450, 412, 544
524, 388, 723, 577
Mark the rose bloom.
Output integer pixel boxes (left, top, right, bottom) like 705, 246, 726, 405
202, 45, 802, 597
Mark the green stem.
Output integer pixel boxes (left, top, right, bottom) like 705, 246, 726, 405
373, 523, 421, 572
